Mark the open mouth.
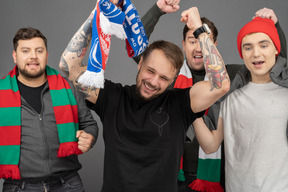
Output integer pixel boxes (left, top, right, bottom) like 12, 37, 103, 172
252, 61, 264, 66
194, 55, 203, 59
144, 82, 156, 91
27, 63, 39, 69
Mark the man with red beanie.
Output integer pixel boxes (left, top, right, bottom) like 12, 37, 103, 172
192, 11, 288, 192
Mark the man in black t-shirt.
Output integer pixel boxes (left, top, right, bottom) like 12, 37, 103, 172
60, 5, 230, 192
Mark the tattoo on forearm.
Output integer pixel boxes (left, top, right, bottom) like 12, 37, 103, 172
75, 72, 98, 99
65, 13, 93, 58
200, 36, 228, 91
59, 57, 69, 77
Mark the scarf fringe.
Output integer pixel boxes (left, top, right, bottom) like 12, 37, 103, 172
189, 179, 224, 192
78, 70, 105, 88
178, 169, 186, 182
0, 165, 21, 179
57, 142, 83, 157
100, 12, 126, 40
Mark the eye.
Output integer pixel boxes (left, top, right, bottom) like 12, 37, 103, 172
260, 44, 268, 49
189, 40, 197, 45
161, 76, 169, 81
22, 49, 29, 53
37, 49, 44, 53
147, 69, 154, 74
243, 46, 252, 51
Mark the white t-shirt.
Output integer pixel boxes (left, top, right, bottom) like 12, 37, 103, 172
220, 82, 288, 192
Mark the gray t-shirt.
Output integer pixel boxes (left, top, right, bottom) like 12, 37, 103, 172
220, 81, 288, 192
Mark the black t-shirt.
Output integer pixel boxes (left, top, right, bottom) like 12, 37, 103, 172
17, 79, 46, 114
87, 80, 200, 192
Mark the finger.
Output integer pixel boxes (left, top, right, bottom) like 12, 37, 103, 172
76, 130, 84, 138
173, 5, 180, 11
78, 145, 87, 153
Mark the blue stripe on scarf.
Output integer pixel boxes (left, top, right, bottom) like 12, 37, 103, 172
122, 0, 148, 57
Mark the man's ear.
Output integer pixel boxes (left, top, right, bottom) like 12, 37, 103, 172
182, 40, 186, 52
214, 40, 218, 46
138, 56, 143, 71
12, 50, 17, 64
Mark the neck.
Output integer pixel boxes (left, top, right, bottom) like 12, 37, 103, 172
17, 73, 47, 87
251, 75, 272, 84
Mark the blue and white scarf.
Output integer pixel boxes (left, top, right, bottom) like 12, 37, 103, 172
78, 0, 148, 88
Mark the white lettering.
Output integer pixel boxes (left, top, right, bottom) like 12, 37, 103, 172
132, 23, 140, 34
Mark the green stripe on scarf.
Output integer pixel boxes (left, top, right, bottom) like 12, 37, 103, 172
50, 89, 77, 106
197, 158, 221, 182
57, 123, 79, 143
0, 108, 21, 126
0, 65, 82, 180
0, 146, 20, 165
0, 75, 18, 92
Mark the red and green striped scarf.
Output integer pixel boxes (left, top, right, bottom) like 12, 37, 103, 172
175, 60, 223, 192
0, 66, 82, 180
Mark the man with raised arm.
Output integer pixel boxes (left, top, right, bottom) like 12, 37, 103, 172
59, 2, 230, 191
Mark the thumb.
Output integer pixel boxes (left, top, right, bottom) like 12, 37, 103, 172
76, 130, 84, 138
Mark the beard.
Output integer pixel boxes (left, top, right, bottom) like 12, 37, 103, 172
135, 71, 160, 102
18, 66, 46, 79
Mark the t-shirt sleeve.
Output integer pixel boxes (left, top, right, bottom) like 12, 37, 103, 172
86, 80, 121, 121
219, 100, 225, 118
174, 88, 199, 127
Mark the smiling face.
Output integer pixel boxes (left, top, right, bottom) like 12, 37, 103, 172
13, 37, 48, 84
241, 32, 278, 83
135, 49, 177, 101
182, 29, 216, 71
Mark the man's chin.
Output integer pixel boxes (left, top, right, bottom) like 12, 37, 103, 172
135, 90, 155, 102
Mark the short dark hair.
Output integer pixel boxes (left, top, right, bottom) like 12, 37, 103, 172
13, 27, 47, 50
183, 17, 218, 43
142, 40, 184, 74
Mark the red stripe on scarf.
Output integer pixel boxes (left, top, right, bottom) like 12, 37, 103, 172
0, 126, 21, 145
0, 90, 20, 107
174, 75, 193, 89
97, 2, 110, 71
46, 74, 70, 90
53, 105, 79, 124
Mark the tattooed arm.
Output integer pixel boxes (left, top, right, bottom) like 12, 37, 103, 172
181, 7, 230, 113
59, 8, 100, 104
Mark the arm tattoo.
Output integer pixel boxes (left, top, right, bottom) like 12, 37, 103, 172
75, 72, 98, 99
65, 12, 93, 58
59, 57, 69, 77
199, 35, 228, 91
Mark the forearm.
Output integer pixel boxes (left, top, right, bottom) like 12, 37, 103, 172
199, 33, 230, 91
59, 9, 100, 103
193, 117, 223, 154
190, 33, 230, 113
59, 9, 94, 81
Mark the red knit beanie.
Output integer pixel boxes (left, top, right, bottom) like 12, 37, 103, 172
237, 17, 281, 59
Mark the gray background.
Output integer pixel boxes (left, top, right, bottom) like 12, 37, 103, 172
0, 0, 287, 191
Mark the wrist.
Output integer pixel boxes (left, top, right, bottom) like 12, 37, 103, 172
193, 23, 211, 39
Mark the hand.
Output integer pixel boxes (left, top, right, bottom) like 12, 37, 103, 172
110, 0, 119, 5
253, 7, 278, 24
181, 7, 202, 31
76, 130, 95, 153
157, 0, 180, 13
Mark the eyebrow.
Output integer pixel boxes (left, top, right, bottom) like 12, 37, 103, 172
187, 36, 196, 40
242, 40, 271, 48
